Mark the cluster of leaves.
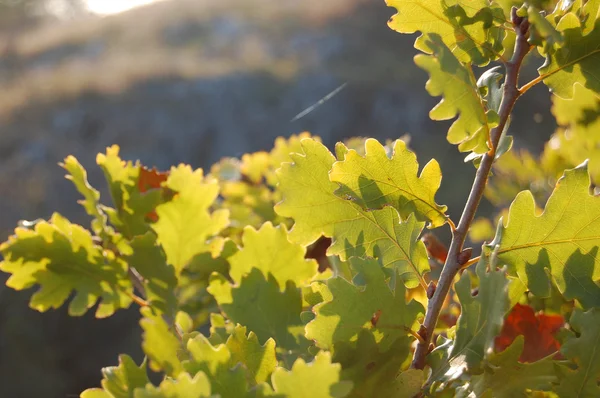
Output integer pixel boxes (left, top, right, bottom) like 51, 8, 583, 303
1, 0, 599, 397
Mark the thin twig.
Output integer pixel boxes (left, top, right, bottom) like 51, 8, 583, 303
410, 9, 531, 371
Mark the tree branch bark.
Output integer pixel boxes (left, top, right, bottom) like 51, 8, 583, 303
411, 10, 531, 371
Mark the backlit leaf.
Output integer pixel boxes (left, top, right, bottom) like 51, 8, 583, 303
229, 222, 318, 289
468, 337, 557, 397
414, 34, 496, 154
208, 269, 307, 352
271, 352, 350, 398
0, 213, 132, 317
183, 334, 248, 397
133, 372, 212, 398
140, 307, 183, 377
555, 309, 600, 397
81, 355, 149, 398
538, 12, 600, 98
305, 257, 423, 352
275, 138, 430, 289
490, 163, 600, 306
386, 0, 506, 65
330, 139, 447, 228
126, 233, 178, 316
97, 146, 164, 238
226, 325, 277, 385
152, 165, 229, 275
494, 303, 564, 363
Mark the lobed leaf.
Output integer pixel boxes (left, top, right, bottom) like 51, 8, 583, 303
490, 162, 600, 307
183, 334, 248, 397
333, 330, 424, 398
428, 255, 509, 383
539, 12, 600, 98
414, 34, 497, 154
386, 0, 506, 66
152, 165, 229, 275
271, 352, 351, 398
305, 257, 423, 352
126, 233, 178, 316
0, 213, 132, 317
330, 139, 447, 228
97, 146, 164, 238
228, 222, 318, 289
275, 138, 430, 289
139, 307, 183, 377
80, 355, 149, 398
133, 372, 212, 398
494, 303, 564, 363
555, 308, 600, 397
467, 337, 557, 397
208, 269, 307, 352
225, 325, 277, 386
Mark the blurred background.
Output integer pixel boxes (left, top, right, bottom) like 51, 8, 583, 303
0, 0, 556, 396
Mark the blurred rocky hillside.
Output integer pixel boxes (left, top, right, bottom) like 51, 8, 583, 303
0, 0, 556, 395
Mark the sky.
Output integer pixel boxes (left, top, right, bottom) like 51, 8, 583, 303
84, 0, 165, 15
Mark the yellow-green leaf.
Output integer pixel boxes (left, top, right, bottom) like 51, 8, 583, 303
228, 222, 318, 289
0, 213, 132, 317
133, 372, 212, 398
274, 138, 430, 290
330, 138, 447, 228
152, 165, 229, 275
386, 0, 506, 66
539, 12, 600, 98
271, 352, 350, 398
490, 163, 600, 306
414, 34, 496, 154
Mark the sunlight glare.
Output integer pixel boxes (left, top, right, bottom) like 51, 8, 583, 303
85, 0, 166, 15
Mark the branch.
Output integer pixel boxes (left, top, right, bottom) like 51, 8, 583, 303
410, 10, 531, 371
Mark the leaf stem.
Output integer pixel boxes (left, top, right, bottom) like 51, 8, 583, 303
410, 9, 531, 371
519, 74, 544, 95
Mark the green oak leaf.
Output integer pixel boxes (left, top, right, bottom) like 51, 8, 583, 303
467, 337, 556, 397
208, 269, 307, 352
0, 213, 132, 317
133, 372, 212, 398
386, 0, 506, 66
229, 222, 318, 288
126, 233, 178, 316
489, 162, 600, 306
428, 255, 509, 383
539, 12, 600, 98
226, 325, 277, 385
271, 352, 351, 398
329, 138, 447, 228
555, 309, 600, 398
62, 155, 110, 237
140, 307, 183, 377
414, 34, 496, 154
62, 154, 131, 255
183, 333, 248, 397
80, 355, 149, 398
97, 145, 164, 238
274, 138, 430, 290
306, 257, 423, 352
333, 330, 424, 398
152, 165, 229, 275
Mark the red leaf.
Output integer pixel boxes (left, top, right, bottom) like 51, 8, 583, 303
138, 166, 169, 193
421, 233, 448, 264
137, 166, 169, 222
494, 303, 564, 362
